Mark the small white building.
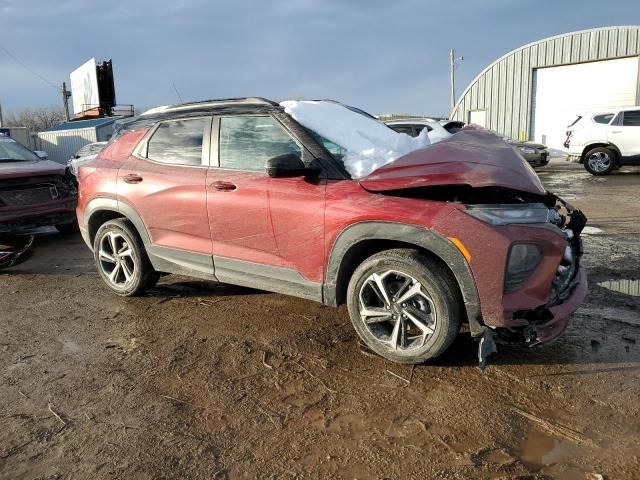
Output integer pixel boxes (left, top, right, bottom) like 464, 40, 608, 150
36, 117, 116, 163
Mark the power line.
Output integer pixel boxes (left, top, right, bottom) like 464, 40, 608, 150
0, 43, 60, 91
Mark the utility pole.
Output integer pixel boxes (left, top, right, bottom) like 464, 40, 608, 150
61, 82, 71, 122
449, 48, 463, 116
0, 100, 3, 128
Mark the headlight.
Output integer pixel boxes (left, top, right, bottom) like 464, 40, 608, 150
465, 204, 552, 225
518, 146, 536, 155
504, 243, 543, 293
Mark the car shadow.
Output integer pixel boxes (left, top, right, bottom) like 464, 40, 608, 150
427, 329, 640, 369
149, 280, 263, 298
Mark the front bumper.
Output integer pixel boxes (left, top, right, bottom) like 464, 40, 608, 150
529, 267, 587, 344
524, 152, 549, 167
0, 198, 77, 234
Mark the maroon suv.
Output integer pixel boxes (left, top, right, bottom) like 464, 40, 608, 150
76, 98, 587, 364
0, 135, 77, 235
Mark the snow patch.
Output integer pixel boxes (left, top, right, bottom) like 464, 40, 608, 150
281, 100, 430, 178
582, 226, 603, 235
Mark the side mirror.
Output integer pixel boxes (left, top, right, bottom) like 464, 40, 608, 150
34, 151, 48, 160
266, 153, 318, 178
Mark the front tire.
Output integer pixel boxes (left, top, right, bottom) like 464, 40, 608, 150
347, 249, 462, 364
93, 219, 159, 296
584, 147, 616, 175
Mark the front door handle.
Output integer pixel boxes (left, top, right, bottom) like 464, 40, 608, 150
610, 130, 622, 133
210, 181, 237, 191
123, 174, 143, 184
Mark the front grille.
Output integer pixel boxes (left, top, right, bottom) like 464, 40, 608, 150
0, 185, 56, 206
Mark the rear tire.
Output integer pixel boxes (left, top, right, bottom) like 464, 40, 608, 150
583, 147, 616, 175
93, 219, 159, 296
346, 249, 462, 364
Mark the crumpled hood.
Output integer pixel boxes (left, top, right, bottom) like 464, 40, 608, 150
0, 160, 66, 180
359, 129, 546, 195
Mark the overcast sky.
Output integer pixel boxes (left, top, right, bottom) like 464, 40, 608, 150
1, 0, 639, 117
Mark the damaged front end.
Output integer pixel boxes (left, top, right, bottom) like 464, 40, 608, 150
358, 129, 588, 367
0, 169, 77, 234
473, 195, 588, 367
496, 196, 587, 347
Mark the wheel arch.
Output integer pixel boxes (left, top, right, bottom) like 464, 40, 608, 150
324, 222, 484, 335
581, 143, 620, 163
84, 197, 151, 249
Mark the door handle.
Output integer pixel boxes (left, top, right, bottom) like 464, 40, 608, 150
210, 181, 237, 191
610, 130, 622, 133
123, 173, 143, 184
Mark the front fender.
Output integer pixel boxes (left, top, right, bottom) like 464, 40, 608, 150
323, 221, 484, 335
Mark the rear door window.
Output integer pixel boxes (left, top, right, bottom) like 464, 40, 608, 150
147, 117, 209, 166
622, 110, 640, 127
218, 116, 301, 171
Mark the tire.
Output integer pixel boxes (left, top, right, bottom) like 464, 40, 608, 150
93, 218, 159, 296
55, 221, 79, 235
0, 235, 34, 270
583, 146, 617, 175
346, 249, 462, 364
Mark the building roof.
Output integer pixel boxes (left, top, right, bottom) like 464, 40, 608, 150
43, 117, 116, 132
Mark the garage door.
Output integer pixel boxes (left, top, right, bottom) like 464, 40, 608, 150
531, 56, 639, 151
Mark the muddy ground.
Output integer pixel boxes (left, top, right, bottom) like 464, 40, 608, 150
1, 159, 639, 479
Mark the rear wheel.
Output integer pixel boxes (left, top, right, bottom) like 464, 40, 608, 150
93, 219, 159, 296
583, 147, 616, 175
346, 249, 462, 364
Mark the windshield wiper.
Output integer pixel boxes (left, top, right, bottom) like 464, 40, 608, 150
0, 158, 29, 162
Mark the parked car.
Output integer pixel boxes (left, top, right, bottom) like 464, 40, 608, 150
565, 106, 640, 175
387, 120, 550, 168
386, 118, 465, 143
77, 97, 586, 365
0, 134, 77, 235
68, 141, 108, 177
504, 139, 549, 168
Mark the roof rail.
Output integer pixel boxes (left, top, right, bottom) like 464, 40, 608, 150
140, 97, 278, 116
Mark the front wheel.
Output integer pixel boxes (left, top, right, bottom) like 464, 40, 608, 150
584, 147, 616, 175
347, 249, 462, 364
93, 219, 159, 296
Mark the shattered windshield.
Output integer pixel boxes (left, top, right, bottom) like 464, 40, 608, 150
0, 137, 39, 162
281, 100, 430, 178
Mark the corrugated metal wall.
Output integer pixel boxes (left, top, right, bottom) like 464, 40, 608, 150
36, 128, 98, 164
451, 26, 640, 140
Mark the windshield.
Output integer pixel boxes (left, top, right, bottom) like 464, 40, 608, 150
0, 137, 39, 162
281, 100, 430, 178
307, 129, 347, 161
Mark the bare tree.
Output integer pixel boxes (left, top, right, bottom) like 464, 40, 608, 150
4, 106, 66, 132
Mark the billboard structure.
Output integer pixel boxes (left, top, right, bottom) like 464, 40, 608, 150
69, 59, 117, 117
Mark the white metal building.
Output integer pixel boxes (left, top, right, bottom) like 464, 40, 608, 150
451, 26, 640, 150
36, 117, 116, 163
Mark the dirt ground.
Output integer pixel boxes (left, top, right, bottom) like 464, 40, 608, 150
1, 159, 639, 480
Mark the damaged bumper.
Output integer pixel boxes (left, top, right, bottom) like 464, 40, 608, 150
529, 267, 587, 344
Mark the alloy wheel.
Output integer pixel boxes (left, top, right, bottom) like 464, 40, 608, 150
98, 232, 135, 287
358, 270, 437, 351
587, 151, 611, 173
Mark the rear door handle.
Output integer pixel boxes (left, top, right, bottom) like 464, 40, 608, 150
210, 181, 237, 192
610, 130, 622, 133
123, 174, 143, 184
